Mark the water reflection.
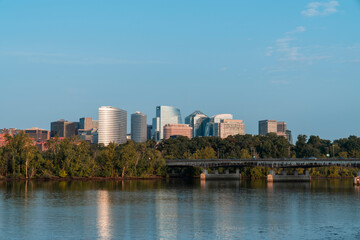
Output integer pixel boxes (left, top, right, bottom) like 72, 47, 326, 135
97, 190, 112, 240
0, 179, 360, 240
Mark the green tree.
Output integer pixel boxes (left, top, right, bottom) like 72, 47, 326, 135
193, 146, 216, 159
97, 142, 117, 177
240, 149, 251, 159
3, 133, 38, 178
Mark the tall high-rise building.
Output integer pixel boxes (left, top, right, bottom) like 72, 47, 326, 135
50, 119, 78, 138
131, 111, 147, 143
185, 111, 210, 137
152, 106, 182, 141
98, 106, 127, 146
163, 124, 192, 139
214, 119, 245, 138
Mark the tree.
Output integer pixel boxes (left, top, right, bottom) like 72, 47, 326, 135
240, 149, 251, 159
118, 141, 139, 177
97, 142, 117, 177
3, 132, 38, 178
192, 146, 216, 159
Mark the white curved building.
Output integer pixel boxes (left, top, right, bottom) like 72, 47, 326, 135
98, 106, 127, 146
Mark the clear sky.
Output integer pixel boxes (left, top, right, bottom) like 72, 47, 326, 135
0, 0, 359, 140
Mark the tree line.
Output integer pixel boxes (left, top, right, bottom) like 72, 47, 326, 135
0, 132, 360, 179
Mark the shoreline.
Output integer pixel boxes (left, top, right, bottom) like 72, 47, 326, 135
0, 176, 164, 182
0, 175, 356, 181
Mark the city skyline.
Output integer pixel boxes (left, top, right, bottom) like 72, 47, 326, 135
0, 103, 357, 141
1, 1, 360, 140
1, 1, 359, 239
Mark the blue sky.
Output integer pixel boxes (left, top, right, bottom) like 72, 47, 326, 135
0, 0, 359, 140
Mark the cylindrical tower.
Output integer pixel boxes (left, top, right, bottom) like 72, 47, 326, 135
131, 111, 147, 143
98, 106, 127, 146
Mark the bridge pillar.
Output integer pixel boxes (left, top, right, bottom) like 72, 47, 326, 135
267, 170, 275, 182
200, 169, 208, 180
268, 169, 310, 182
200, 168, 240, 180
305, 170, 309, 176
354, 172, 360, 185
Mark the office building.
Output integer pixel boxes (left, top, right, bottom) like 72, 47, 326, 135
50, 120, 78, 138
185, 111, 210, 137
205, 114, 233, 136
79, 117, 93, 130
277, 121, 287, 133
131, 111, 147, 143
151, 117, 160, 141
98, 106, 127, 146
147, 125, 152, 140
78, 117, 99, 143
92, 120, 99, 129
286, 130, 293, 144
24, 127, 50, 142
259, 120, 291, 142
163, 124, 193, 139
152, 106, 182, 141
258, 120, 278, 136
214, 119, 245, 138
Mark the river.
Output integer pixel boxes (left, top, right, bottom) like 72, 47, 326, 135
0, 179, 359, 239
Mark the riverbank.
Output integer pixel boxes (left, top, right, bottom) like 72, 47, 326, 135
0, 175, 164, 181
0, 175, 357, 181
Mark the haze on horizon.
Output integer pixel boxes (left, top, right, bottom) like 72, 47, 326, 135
0, 0, 359, 141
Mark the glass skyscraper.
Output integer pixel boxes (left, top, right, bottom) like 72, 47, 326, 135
205, 114, 233, 136
98, 106, 127, 146
185, 110, 209, 137
152, 106, 182, 141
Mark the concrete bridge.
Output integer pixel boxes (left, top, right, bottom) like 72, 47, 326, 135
166, 158, 360, 168
166, 158, 360, 181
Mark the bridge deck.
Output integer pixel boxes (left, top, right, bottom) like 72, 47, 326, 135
166, 158, 360, 168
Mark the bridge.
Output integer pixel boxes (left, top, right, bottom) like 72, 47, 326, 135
166, 158, 360, 168
166, 158, 360, 182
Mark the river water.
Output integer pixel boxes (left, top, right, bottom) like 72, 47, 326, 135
0, 179, 359, 240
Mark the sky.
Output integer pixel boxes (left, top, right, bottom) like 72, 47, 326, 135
0, 0, 359, 140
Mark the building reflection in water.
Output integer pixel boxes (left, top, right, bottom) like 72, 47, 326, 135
155, 189, 178, 239
97, 190, 112, 240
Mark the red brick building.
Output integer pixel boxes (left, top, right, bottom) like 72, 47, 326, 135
163, 124, 193, 139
